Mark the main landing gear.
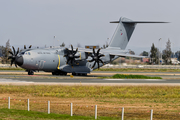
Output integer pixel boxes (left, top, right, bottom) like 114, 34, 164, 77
72, 73, 87, 76
52, 71, 67, 76
28, 70, 34, 75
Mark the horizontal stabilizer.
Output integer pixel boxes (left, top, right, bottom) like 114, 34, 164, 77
110, 21, 169, 23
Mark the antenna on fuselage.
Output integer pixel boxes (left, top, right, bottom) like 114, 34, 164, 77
53, 36, 56, 48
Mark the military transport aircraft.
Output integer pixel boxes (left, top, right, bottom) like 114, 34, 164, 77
8, 17, 168, 75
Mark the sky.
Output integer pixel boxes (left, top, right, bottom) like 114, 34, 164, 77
0, 0, 179, 54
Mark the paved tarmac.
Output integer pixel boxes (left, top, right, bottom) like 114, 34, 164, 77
0, 71, 180, 85
0, 77, 179, 84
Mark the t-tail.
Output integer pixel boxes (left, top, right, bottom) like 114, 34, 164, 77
107, 17, 168, 50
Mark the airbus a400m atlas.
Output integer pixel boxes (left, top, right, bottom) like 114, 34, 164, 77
8, 17, 167, 75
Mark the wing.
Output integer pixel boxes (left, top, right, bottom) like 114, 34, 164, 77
109, 53, 145, 58
78, 48, 145, 58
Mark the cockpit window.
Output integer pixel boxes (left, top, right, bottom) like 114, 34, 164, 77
23, 52, 31, 55
20, 50, 30, 55
21, 52, 25, 55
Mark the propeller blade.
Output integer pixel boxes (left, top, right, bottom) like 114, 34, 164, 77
99, 59, 105, 65
71, 59, 73, 66
92, 61, 96, 68
88, 59, 94, 62
97, 61, 100, 69
8, 51, 13, 55
10, 60, 13, 66
24, 45, 26, 49
15, 63, 17, 68
98, 54, 105, 58
15, 48, 19, 56
73, 48, 78, 55
8, 56, 12, 60
71, 45, 73, 51
67, 49, 70, 54
93, 48, 95, 55
66, 59, 70, 64
12, 46, 15, 54
97, 48, 101, 55
29, 45, 32, 49
8, 56, 13, 60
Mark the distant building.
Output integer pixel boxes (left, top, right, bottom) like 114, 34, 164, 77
85, 45, 99, 49
143, 58, 149, 63
171, 58, 180, 64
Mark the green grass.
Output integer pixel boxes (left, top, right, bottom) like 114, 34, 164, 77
0, 85, 179, 99
107, 74, 162, 79
95, 68, 180, 72
0, 86, 180, 119
0, 67, 24, 70
0, 108, 118, 120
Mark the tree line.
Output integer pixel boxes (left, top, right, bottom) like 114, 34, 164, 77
0, 40, 11, 64
141, 39, 179, 65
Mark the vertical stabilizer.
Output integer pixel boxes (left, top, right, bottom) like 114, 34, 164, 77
108, 17, 136, 50
108, 17, 168, 50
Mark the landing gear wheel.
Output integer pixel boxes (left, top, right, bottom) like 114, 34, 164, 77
52, 72, 59, 75
59, 72, 67, 76
28, 70, 34, 75
52, 71, 67, 76
63, 72, 67, 76
82, 73, 87, 76
72, 73, 87, 76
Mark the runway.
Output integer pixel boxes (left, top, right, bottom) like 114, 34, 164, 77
0, 77, 179, 83
0, 71, 180, 85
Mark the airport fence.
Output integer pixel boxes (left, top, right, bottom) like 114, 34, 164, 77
0, 97, 180, 119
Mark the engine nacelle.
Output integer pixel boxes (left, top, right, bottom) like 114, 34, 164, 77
75, 52, 87, 61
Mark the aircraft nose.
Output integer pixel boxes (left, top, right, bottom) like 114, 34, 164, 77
15, 56, 23, 66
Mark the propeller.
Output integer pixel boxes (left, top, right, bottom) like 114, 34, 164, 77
24, 45, 32, 49
88, 48, 105, 69
64, 45, 80, 68
8, 46, 19, 67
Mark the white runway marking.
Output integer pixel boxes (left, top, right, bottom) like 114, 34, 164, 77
103, 79, 166, 81
0, 78, 34, 83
